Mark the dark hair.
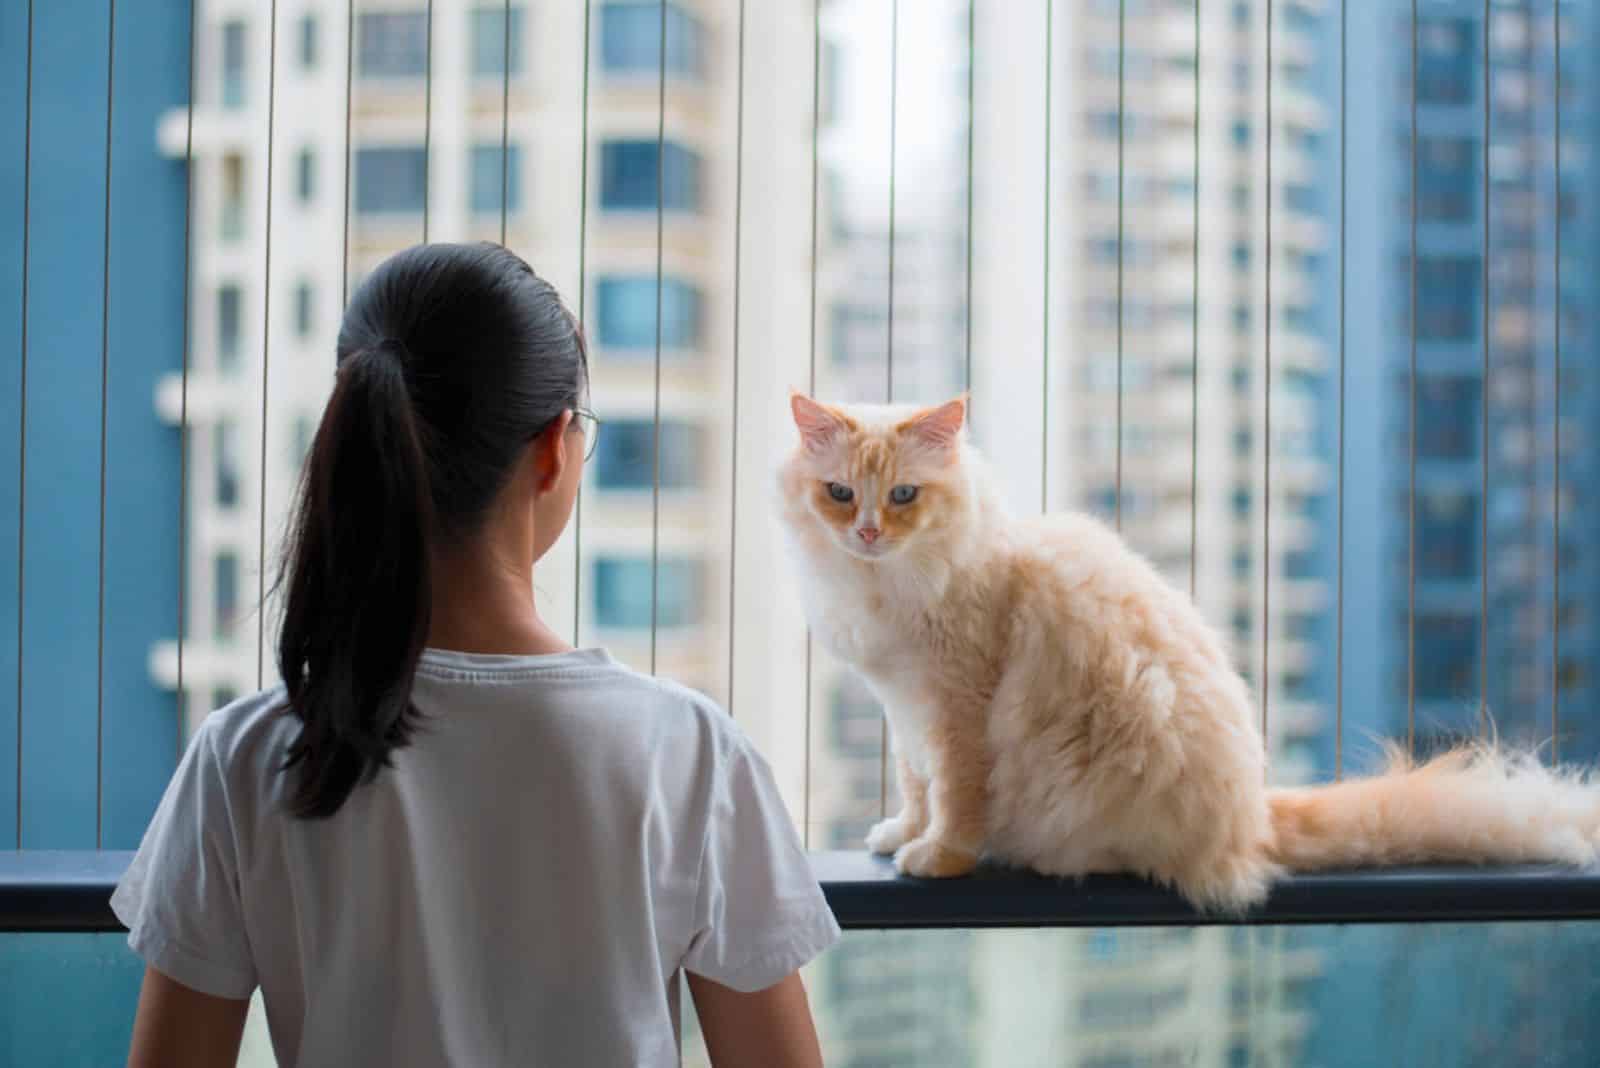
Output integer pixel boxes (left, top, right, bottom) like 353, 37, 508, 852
277, 242, 587, 818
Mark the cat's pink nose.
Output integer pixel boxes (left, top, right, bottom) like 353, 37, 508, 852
857, 526, 881, 544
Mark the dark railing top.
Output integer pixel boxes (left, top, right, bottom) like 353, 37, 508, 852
5, 850, 1600, 934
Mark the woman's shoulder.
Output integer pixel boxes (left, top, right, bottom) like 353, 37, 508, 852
587, 659, 752, 757
189, 687, 295, 757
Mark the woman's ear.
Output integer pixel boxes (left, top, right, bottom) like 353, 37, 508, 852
533, 410, 575, 494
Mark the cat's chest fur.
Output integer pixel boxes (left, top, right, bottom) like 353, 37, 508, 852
799, 555, 935, 672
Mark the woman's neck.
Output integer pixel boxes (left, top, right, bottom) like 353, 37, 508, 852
426, 545, 573, 657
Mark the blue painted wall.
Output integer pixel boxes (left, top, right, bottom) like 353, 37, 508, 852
0, 0, 187, 851
0, 0, 190, 1059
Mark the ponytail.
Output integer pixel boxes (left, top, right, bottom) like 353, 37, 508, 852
278, 339, 434, 819
275, 242, 586, 818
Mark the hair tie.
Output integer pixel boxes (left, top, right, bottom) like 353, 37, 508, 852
374, 337, 411, 363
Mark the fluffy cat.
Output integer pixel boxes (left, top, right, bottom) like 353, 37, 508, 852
777, 392, 1600, 912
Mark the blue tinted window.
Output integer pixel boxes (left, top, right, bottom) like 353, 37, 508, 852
355, 147, 428, 214
596, 276, 703, 349
1417, 613, 1477, 701
294, 282, 313, 339
470, 144, 522, 216
593, 557, 703, 629
215, 553, 239, 640
601, 2, 705, 77
1418, 137, 1476, 222
222, 21, 246, 108
1282, 305, 1316, 334
218, 285, 241, 370
1285, 552, 1317, 580
593, 420, 703, 490
1418, 491, 1478, 581
298, 14, 318, 70
600, 140, 702, 212
296, 148, 315, 203
1415, 256, 1479, 341
214, 421, 239, 509
1284, 184, 1318, 214
471, 6, 525, 77
1418, 377, 1479, 459
359, 12, 428, 78
1417, 18, 1474, 106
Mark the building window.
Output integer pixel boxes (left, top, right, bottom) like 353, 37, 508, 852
592, 556, 704, 630
218, 284, 242, 371
1415, 256, 1479, 341
296, 148, 315, 203
600, 2, 706, 77
1418, 490, 1478, 581
471, 6, 525, 77
595, 276, 703, 350
221, 20, 246, 109
1282, 305, 1316, 335
470, 144, 522, 216
222, 154, 245, 241
1417, 18, 1474, 106
1285, 551, 1317, 580
294, 282, 314, 339
358, 12, 428, 79
831, 679, 881, 758
1284, 184, 1318, 214
600, 140, 702, 212
215, 552, 239, 641
1418, 377, 1479, 459
830, 304, 887, 367
1417, 137, 1476, 222
1087, 112, 1122, 140
212, 688, 238, 712
1416, 613, 1477, 701
592, 419, 704, 491
355, 147, 428, 215
298, 14, 318, 70
215, 420, 240, 509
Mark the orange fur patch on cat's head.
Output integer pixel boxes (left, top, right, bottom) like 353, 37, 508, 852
782, 393, 969, 562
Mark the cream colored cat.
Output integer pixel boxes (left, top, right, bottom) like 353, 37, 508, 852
778, 393, 1600, 911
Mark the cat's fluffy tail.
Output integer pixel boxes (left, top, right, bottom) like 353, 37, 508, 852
1266, 743, 1600, 871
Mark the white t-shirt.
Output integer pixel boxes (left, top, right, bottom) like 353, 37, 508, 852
112, 647, 840, 1067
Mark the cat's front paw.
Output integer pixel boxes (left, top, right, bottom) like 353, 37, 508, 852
893, 836, 979, 879
866, 817, 919, 856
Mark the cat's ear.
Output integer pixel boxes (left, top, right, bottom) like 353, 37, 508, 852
900, 396, 966, 453
791, 392, 851, 454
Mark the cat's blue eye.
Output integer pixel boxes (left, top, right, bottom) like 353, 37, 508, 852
890, 485, 919, 505
826, 482, 854, 503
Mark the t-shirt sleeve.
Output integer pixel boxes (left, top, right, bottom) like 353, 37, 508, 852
682, 735, 841, 992
110, 722, 258, 1000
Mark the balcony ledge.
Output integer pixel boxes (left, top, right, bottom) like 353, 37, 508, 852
5, 851, 1600, 934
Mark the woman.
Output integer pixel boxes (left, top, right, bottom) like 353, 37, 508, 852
113, 243, 838, 1066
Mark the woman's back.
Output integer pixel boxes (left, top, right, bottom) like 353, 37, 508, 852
115, 244, 834, 1067
116, 648, 834, 1066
